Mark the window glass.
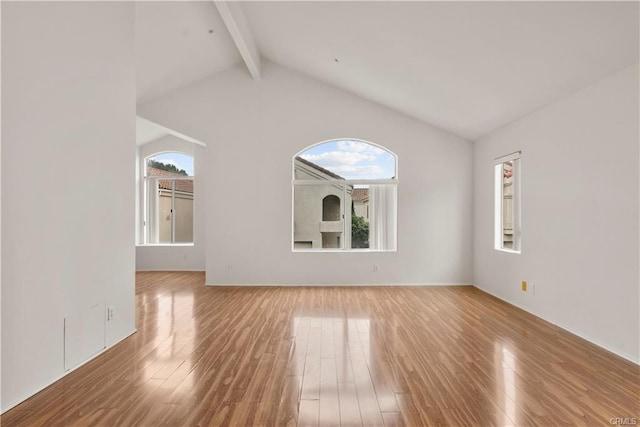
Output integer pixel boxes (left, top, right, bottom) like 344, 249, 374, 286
298, 140, 395, 179
293, 183, 346, 250
145, 153, 194, 244
495, 155, 520, 252
502, 161, 514, 249
293, 140, 397, 252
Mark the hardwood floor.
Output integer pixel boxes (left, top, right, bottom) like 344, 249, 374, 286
2, 272, 638, 426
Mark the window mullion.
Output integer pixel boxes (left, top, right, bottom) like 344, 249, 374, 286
171, 180, 176, 243
343, 183, 347, 250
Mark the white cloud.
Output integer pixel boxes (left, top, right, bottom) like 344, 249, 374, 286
301, 150, 375, 166
300, 140, 393, 179
331, 164, 385, 177
337, 140, 385, 156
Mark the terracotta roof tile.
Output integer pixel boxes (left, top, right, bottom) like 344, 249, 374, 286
352, 188, 369, 202
147, 167, 193, 193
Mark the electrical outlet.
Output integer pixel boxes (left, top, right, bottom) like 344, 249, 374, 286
373, 264, 378, 272
521, 281, 527, 292
107, 306, 115, 321
531, 283, 536, 295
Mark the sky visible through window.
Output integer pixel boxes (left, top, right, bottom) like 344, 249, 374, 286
149, 152, 194, 176
299, 140, 395, 180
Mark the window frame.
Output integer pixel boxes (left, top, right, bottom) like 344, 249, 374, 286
291, 139, 398, 253
142, 152, 195, 246
494, 151, 522, 253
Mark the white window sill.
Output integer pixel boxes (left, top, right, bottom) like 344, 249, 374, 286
292, 249, 397, 253
495, 247, 521, 254
137, 243, 194, 247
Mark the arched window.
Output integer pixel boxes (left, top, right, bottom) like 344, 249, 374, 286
144, 152, 194, 244
292, 139, 397, 251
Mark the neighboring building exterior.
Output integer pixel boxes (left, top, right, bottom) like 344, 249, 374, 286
352, 188, 370, 222
293, 156, 353, 249
146, 166, 194, 243
502, 161, 513, 249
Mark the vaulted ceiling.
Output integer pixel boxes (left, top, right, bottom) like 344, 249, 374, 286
135, 1, 639, 141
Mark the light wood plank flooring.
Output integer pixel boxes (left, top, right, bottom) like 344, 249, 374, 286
2, 271, 638, 426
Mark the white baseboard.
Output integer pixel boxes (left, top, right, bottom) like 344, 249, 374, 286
473, 284, 639, 366
205, 282, 473, 287
1, 329, 137, 414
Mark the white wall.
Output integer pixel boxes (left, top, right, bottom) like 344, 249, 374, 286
136, 134, 206, 271
139, 62, 473, 285
1, 2, 136, 411
473, 64, 639, 363
0, 1, 3, 409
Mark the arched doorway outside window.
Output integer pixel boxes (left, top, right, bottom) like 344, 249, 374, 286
322, 195, 341, 221
321, 195, 342, 248
292, 139, 397, 251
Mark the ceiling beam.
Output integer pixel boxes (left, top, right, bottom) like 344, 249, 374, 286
214, 1, 261, 80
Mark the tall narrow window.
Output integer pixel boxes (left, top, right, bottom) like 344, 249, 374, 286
293, 139, 397, 251
495, 152, 521, 252
145, 152, 194, 244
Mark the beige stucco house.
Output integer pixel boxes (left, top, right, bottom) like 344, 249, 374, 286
293, 156, 353, 249
147, 166, 194, 243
